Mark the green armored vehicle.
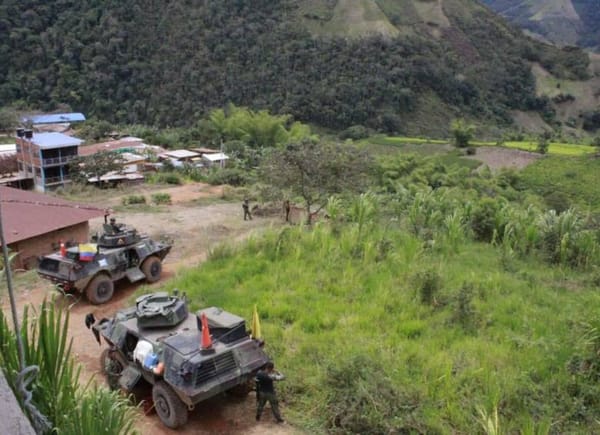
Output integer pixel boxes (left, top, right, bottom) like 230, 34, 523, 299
37, 220, 171, 304
85, 291, 270, 429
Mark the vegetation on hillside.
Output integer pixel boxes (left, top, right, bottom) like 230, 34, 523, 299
0, 0, 588, 134
0, 299, 136, 434
157, 151, 600, 432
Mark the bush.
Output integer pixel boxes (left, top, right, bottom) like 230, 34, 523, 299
122, 194, 146, 205
324, 355, 423, 433
151, 192, 171, 205
411, 268, 443, 305
339, 125, 369, 141
470, 198, 504, 243
0, 299, 136, 434
207, 168, 249, 186
147, 172, 182, 185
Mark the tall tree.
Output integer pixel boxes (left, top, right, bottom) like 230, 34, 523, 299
260, 140, 372, 224
68, 151, 124, 186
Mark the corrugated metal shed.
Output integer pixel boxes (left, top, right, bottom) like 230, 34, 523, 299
22, 113, 86, 125
29, 132, 82, 149
161, 149, 200, 160
202, 152, 229, 162
0, 186, 105, 245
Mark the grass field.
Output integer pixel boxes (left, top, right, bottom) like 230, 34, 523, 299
370, 135, 597, 156
145, 222, 600, 433
520, 155, 600, 210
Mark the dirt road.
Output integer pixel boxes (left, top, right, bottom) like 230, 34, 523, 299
4, 183, 302, 435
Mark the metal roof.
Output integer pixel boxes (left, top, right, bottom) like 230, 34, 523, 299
0, 186, 106, 245
202, 152, 229, 162
162, 149, 201, 159
30, 132, 82, 149
22, 113, 86, 125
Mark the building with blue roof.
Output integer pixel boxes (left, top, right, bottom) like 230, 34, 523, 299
16, 130, 83, 192
22, 113, 86, 125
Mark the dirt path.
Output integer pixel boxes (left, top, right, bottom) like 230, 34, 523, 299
4, 183, 302, 435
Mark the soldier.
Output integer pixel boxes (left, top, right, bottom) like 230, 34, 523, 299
243, 199, 252, 221
255, 361, 285, 423
284, 200, 291, 222
110, 217, 122, 233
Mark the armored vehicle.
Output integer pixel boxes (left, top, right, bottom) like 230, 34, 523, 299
85, 291, 270, 429
37, 221, 171, 304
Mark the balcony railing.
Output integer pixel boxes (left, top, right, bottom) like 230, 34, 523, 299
42, 155, 76, 166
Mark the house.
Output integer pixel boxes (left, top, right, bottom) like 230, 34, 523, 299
0, 186, 105, 269
201, 152, 229, 168
21, 112, 86, 125
15, 130, 82, 192
159, 149, 201, 166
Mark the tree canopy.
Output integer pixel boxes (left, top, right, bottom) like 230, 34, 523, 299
260, 139, 372, 223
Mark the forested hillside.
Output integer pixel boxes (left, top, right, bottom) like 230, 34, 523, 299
482, 0, 600, 51
0, 0, 589, 134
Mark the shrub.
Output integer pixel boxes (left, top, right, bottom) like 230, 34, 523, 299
339, 125, 369, 141
151, 192, 171, 205
324, 355, 423, 433
122, 194, 146, 205
0, 299, 136, 434
207, 168, 249, 186
411, 268, 443, 305
147, 172, 182, 185
454, 282, 477, 330
470, 198, 505, 243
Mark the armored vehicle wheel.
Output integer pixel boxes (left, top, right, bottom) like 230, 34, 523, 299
142, 256, 162, 283
228, 379, 253, 397
86, 274, 114, 305
100, 348, 122, 390
152, 381, 188, 429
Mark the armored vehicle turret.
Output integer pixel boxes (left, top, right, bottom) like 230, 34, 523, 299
37, 219, 171, 304
85, 291, 270, 429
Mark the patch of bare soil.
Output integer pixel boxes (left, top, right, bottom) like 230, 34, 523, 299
3, 183, 301, 435
466, 147, 541, 172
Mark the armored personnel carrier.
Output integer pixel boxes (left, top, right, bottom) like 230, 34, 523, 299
37, 220, 171, 304
85, 291, 270, 429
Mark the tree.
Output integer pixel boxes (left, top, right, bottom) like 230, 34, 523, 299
0, 108, 18, 133
260, 140, 372, 224
450, 119, 475, 148
68, 151, 124, 186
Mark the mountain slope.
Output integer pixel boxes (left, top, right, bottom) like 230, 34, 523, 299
482, 0, 600, 51
0, 0, 591, 135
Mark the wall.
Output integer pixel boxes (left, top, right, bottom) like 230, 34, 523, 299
10, 222, 90, 270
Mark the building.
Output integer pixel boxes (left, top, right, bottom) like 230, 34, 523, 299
21, 112, 86, 125
0, 186, 105, 269
16, 130, 82, 192
201, 152, 229, 168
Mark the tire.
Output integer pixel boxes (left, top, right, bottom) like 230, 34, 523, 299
142, 256, 162, 283
152, 381, 188, 429
100, 348, 123, 390
86, 274, 114, 305
228, 379, 253, 397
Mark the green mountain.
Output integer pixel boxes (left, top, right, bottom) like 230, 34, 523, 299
482, 0, 600, 51
0, 0, 593, 135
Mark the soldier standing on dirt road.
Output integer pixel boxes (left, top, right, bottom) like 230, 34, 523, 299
255, 361, 285, 423
284, 200, 291, 222
243, 198, 252, 221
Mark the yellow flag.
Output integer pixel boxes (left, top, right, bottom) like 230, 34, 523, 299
251, 304, 262, 340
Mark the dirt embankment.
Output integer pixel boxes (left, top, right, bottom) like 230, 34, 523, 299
4, 183, 301, 435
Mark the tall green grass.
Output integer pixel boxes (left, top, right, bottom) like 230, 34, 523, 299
160, 221, 600, 433
0, 300, 137, 434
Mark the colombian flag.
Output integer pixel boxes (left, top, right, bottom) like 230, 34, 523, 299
79, 243, 97, 262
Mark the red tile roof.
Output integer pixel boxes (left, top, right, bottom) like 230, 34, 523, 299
0, 187, 106, 244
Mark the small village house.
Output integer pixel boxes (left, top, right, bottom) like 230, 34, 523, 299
0, 186, 105, 269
